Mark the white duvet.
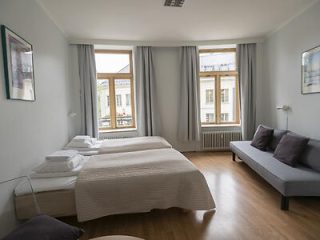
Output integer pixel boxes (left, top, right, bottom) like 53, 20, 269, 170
75, 148, 215, 221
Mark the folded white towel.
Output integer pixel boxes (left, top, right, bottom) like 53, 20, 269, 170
66, 139, 94, 148
46, 150, 78, 162
34, 154, 83, 173
73, 135, 91, 140
30, 164, 84, 178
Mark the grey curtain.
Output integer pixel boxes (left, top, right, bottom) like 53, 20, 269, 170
237, 43, 257, 140
134, 46, 160, 136
178, 46, 201, 142
77, 44, 98, 138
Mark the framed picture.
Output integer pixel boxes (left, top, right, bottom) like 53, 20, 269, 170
1, 25, 35, 101
302, 45, 320, 94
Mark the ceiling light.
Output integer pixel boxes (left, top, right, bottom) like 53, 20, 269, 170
164, 0, 185, 7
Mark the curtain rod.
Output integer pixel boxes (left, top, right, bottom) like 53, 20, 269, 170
68, 37, 265, 46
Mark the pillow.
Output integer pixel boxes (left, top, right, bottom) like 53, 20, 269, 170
269, 129, 288, 151
251, 125, 274, 151
4, 214, 84, 240
273, 133, 309, 167
299, 139, 320, 172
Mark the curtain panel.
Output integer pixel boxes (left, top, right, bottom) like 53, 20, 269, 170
77, 44, 98, 138
237, 43, 257, 140
178, 46, 201, 142
134, 46, 161, 136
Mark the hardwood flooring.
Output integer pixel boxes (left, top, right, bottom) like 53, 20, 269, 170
63, 152, 320, 240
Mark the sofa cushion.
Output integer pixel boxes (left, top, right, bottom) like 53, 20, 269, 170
4, 214, 83, 240
251, 125, 274, 151
230, 141, 320, 196
300, 139, 320, 172
274, 133, 309, 167
269, 129, 287, 151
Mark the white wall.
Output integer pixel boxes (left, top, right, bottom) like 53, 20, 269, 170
0, 0, 72, 236
153, 47, 200, 151
259, 1, 320, 138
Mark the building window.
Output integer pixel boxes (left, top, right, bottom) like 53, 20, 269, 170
205, 89, 214, 104
116, 95, 122, 107
95, 50, 135, 131
221, 89, 229, 103
221, 113, 229, 122
126, 94, 130, 106
206, 113, 215, 122
199, 48, 240, 125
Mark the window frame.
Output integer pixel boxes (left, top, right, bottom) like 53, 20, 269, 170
95, 49, 136, 131
199, 48, 240, 126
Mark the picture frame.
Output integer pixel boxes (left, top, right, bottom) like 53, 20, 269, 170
302, 45, 320, 95
1, 25, 35, 101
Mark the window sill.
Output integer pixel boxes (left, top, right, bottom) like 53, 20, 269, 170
99, 128, 137, 133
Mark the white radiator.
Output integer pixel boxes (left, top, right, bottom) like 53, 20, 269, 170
99, 135, 131, 140
202, 131, 242, 151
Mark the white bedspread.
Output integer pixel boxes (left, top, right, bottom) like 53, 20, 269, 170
75, 148, 215, 222
98, 136, 172, 154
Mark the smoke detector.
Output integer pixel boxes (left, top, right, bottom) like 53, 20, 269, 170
164, 0, 185, 7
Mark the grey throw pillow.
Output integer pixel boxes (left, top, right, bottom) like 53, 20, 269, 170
273, 133, 309, 167
4, 214, 84, 240
251, 125, 274, 151
269, 129, 288, 151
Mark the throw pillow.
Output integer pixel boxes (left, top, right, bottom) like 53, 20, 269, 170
4, 214, 84, 240
273, 133, 309, 167
251, 125, 274, 151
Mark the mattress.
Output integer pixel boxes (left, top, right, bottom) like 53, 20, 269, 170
15, 190, 76, 219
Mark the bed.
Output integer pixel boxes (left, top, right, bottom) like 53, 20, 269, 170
15, 148, 215, 221
64, 136, 172, 155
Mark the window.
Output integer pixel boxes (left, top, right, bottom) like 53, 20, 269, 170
206, 113, 215, 122
200, 48, 240, 125
126, 94, 130, 106
221, 89, 229, 103
205, 89, 214, 104
221, 113, 229, 122
116, 95, 122, 107
95, 50, 135, 131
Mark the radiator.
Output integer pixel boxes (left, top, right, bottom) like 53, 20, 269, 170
202, 131, 242, 151
99, 135, 131, 140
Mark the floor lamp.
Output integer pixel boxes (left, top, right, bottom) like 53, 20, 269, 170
276, 105, 290, 130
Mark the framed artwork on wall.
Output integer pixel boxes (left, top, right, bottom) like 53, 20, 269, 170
302, 45, 320, 94
1, 25, 35, 101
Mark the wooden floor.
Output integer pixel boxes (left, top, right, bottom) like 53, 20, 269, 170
63, 152, 320, 240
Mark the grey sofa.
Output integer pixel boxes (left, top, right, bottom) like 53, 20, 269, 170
230, 132, 320, 210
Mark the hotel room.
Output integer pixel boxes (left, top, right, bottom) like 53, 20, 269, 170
1, 0, 320, 239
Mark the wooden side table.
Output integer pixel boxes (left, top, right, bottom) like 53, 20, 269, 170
89, 235, 144, 240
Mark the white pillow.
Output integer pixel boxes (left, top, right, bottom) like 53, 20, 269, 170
34, 155, 83, 173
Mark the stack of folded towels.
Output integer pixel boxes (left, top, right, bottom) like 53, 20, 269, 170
31, 150, 85, 178
65, 135, 98, 149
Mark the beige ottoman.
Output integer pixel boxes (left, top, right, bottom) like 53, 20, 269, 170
90, 236, 144, 240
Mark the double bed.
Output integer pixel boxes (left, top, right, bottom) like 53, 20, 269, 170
15, 148, 215, 221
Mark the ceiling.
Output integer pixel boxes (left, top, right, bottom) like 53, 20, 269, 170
37, 0, 316, 42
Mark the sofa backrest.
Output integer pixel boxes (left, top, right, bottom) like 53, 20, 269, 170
300, 139, 320, 172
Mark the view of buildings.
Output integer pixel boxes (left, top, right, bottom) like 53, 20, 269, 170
96, 50, 238, 129
199, 51, 238, 124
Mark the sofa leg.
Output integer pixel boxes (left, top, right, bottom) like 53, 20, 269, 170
232, 152, 235, 161
281, 196, 289, 210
